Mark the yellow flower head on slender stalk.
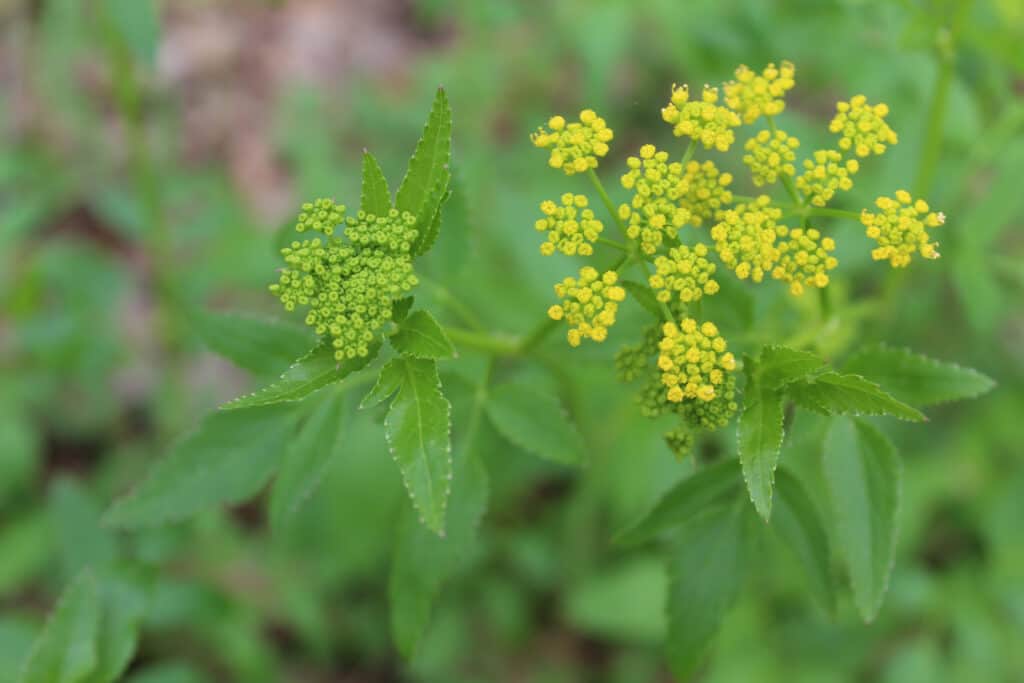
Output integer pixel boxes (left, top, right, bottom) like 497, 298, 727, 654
795, 149, 860, 207
534, 193, 603, 256
723, 61, 796, 124
661, 84, 742, 152
743, 129, 800, 186
829, 95, 898, 157
618, 144, 692, 254
270, 199, 419, 360
657, 319, 736, 403
861, 190, 945, 267
531, 109, 614, 175
548, 267, 627, 346
710, 195, 786, 283
771, 226, 839, 295
649, 243, 720, 304
677, 160, 734, 226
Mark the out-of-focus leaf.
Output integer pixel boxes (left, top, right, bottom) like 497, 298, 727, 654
621, 280, 662, 318
772, 468, 835, 614
105, 403, 300, 527
564, 557, 667, 644
823, 418, 901, 622
389, 310, 456, 360
788, 372, 925, 422
0, 514, 50, 598
190, 310, 315, 376
83, 572, 148, 683
48, 478, 118, 579
844, 344, 995, 406
485, 382, 584, 465
19, 572, 100, 683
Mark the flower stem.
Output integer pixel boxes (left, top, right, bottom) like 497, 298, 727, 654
587, 168, 630, 240
766, 115, 804, 205
680, 139, 697, 167
598, 237, 630, 252
444, 327, 519, 356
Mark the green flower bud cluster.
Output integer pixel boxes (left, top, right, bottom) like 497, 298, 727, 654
710, 196, 786, 283
796, 149, 860, 207
270, 199, 419, 360
830, 95, 898, 157
649, 244, 720, 304
676, 372, 738, 430
743, 129, 800, 186
677, 160, 734, 227
664, 424, 695, 460
861, 190, 944, 267
535, 193, 603, 257
618, 144, 691, 255
661, 84, 742, 152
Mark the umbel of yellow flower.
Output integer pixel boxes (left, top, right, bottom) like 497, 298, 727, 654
661, 84, 742, 152
830, 95, 898, 157
649, 244, 720, 303
723, 61, 796, 124
618, 144, 691, 255
743, 129, 800, 186
270, 199, 419, 360
677, 160, 734, 226
657, 319, 736, 403
531, 109, 614, 176
548, 267, 627, 346
796, 149, 859, 207
710, 195, 786, 282
772, 227, 839, 295
861, 190, 944, 267
535, 193, 603, 257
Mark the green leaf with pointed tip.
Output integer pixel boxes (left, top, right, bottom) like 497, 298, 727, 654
360, 151, 392, 216
269, 392, 348, 535
772, 469, 835, 614
843, 344, 995, 407
738, 377, 785, 520
360, 360, 404, 409
411, 180, 450, 256
614, 459, 742, 546
788, 371, 925, 422
390, 310, 456, 360
19, 572, 100, 683
222, 340, 379, 410
191, 310, 315, 376
485, 382, 584, 465
390, 448, 488, 657
823, 418, 901, 622
665, 501, 749, 679
83, 571, 148, 683
757, 345, 825, 389
392, 296, 414, 323
383, 358, 452, 535
397, 87, 452, 220
104, 403, 299, 527
621, 280, 662, 318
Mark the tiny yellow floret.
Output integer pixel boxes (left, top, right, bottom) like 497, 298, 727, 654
860, 191, 944, 267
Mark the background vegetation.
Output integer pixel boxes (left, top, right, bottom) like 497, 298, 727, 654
1, 0, 1022, 681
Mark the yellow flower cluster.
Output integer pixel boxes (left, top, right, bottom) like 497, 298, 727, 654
771, 227, 839, 295
830, 95, 898, 157
677, 160, 734, 226
649, 244, 720, 303
657, 319, 736, 403
723, 61, 796, 124
618, 144, 691, 255
548, 267, 626, 346
710, 196, 786, 283
743, 129, 800, 186
661, 85, 741, 152
531, 110, 614, 176
795, 149, 859, 207
535, 193, 603, 257
271, 200, 419, 360
861, 190, 944, 267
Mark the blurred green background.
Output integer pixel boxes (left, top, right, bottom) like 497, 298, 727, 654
1, 0, 1023, 681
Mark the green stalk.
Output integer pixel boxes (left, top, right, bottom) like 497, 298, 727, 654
766, 115, 804, 205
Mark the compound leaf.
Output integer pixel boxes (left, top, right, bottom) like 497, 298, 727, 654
788, 371, 925, 422
397, 87, 452, 236
844, 344, 995, 407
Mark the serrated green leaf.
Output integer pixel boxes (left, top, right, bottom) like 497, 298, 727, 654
392, 296, 414, 323
412, 180, 451, 256
360, 151, 392, 216
19, 572, 100, 683
823, 418, 901, 622
383, 358, 452, 535
269, 392, 348, 535
772, 469, 835, 614
485, 382, 584, 465
665, 501, 749, 679
396, 87, 452, 224
360, 360, 404, 409
758, 345, 825, 389
788, 371, 925, 422
843, 344, 994, 406
389, 310, 456, 360
390, 448, 488, 657
222, 340, 379, 410
104, 403, 300, 528
621, 280, 662, 318
191, 310, 315, 376
738, 378, 785, 520
614, 460, 742, 546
